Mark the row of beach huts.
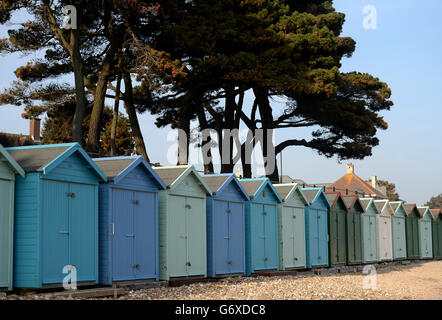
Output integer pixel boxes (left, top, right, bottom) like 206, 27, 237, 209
0, 143, 441, 290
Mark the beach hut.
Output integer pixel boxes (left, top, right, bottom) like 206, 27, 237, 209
342, 195, 364, 265
0, 144, 25, 291
359, 198, 379, 264
325, 192, 348, 266
152, 165, 211, 281
93, 156, 166, 285
374, 200, 393, 261
389, 202, 408, 260
239, 178, 282, 276
430, 209, 442, 259
274, 184, 308, 270
417, 207, 433, 259
202, 174, 250, 277
403, 204, 420, 259
301, 188, 331, 268
7, 143, 107, 288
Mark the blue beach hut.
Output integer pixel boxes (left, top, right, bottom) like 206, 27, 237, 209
202, 174, 250, 278
301, 188, 331, 268
238, 178, 282, 276
6, 143, 107, 288
93, 156, 166, 285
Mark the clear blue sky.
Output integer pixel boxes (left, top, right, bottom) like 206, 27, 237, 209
0, 1, 441, 205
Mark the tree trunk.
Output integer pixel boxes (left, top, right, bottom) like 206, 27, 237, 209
177, 104, 190, 165
70, 27, 87, 144
123, 73, 150, 162
220, 86, 237, 173
86, 43, 118, 154
253, 87, 279, 182
110, 74, 122, 156
196, 107, 214, 174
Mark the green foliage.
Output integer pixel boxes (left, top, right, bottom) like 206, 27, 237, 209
425, 194, 442, 209
377, 180, 400, 202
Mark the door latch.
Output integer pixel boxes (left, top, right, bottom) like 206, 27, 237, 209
133, 200, 139, 205
133, 264, 140, 269
58, 231, 69, 235
264, 257, 268, 261
227, 209, 232, 213
67, 192, 75, 198
185, 262, 191, 266
263, 212, 267, 216
185, 204, 192, 209
228, 261, 232, 265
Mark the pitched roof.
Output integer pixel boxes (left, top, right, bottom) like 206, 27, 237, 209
417, 206, 431, 218
238, 179, 266, 198
6, 145, 70, 172
239, 178, 282, 202
202, 175, 230, 194
359, 198, 379, 213
342, 195, 360, 210
5, 143, 107, 181
325, 192, 339, 207
430, 209, 441, 220
274, 183, 308, 204
152, 165, 190, 187
94, 157, 138, 180
273, 184, 294, 200
328, 172, 386, 198
302, 189, 320, 205
152, 165, 211, 194
0, 144, 25, 177
403, 203, 419, 216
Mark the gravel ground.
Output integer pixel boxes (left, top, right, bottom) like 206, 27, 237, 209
2, 260, 441, 300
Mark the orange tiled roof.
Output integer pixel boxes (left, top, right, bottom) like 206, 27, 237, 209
328, 173, 386, 198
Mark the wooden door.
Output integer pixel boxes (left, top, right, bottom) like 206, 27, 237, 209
263, 204, 278, 270
186, 197, 206, 276
0, 179, 12, 289
42, 180, 70, 284
228, 201, 245, 274
168, 195, 187, 277
251, 204, 266, 271
213, 200, 229, 275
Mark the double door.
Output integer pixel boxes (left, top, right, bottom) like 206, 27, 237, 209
252, 204, 278, 271
42, 180, 96, 284
363, 215, 378, 262
392, 216, 406, 259
213, 200, 244, 275
169, 195, 205, 277
378, 216, 392, 260
281, 206, 306, 269
347, 212, 362, 264
309, 209, 328, 267
329, 210, 347, 265
419, 220, 432, 258
112, 188, 156, 281
406, 216, 419, 258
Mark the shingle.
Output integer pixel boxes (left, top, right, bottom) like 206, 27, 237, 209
94, 158, 138, 180
6, 146, 70, 172
302, 189, 320, 205
238, 180, 265, 198
390, 202, 401, 212
359, 198, 372, 211
342, 195, 357, 209
417, 207, 429, 218
273, 185, 295, 200
202, 175, 230, 194
326, 193, 339, 207
403, 203, 418, 216
152, 166, 189, 187
430, 209, 441, 220
374, 200, 387, 212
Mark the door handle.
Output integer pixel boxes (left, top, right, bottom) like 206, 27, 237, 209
112, 223, 115, 236
293, 215, 296, 219
227, 209, 232, 213
180, 235, 188, 239
264, 257, 268, 261
58, 231, 69, 235
228, 261, 232, 265
185, 204, 192, 209
186, 262, 191, 266
133, 264, 140, 269
224, 236, 230, 239
263, 212, 267, 215
133, 200, 139, 205
67, 192, 75, 198
125, 234, 135, 238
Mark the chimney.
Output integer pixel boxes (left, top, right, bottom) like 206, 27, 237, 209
236, 167, 243, 179
371, 175, 378, 189
30, 118, 41, 142
346, 163, 354, 175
